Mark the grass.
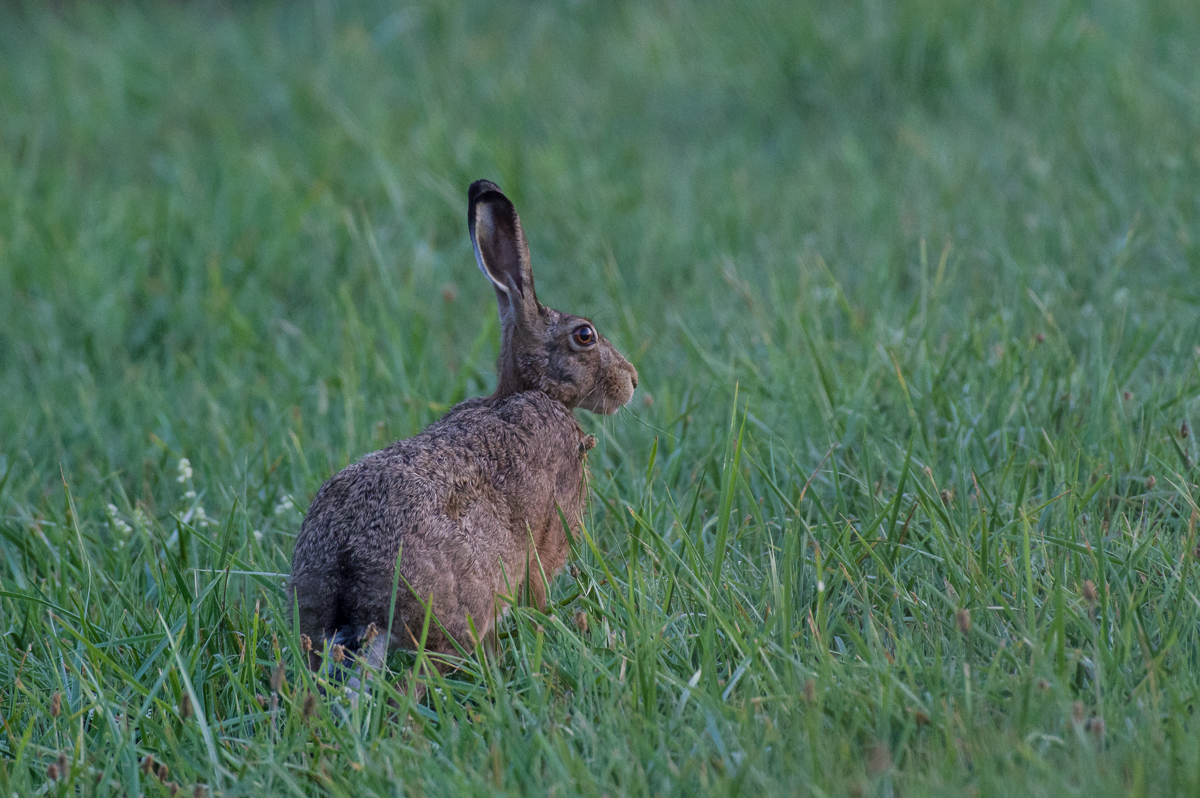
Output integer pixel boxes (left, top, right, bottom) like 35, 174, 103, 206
2, 0, 1200, 794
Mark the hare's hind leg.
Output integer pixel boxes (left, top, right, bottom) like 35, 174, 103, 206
358, 628, 390, 678
346, 627, 390, 705
348, 629, 449, 706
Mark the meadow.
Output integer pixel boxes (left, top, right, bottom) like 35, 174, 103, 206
2, 0, 1200, 795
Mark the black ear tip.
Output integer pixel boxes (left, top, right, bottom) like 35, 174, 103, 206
468, 179, 504, 205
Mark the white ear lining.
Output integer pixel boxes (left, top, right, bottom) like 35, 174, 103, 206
472, 210, 512, 295
473, 245, 511, 295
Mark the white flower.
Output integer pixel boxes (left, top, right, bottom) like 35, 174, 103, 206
184, 490, 197, 500
253, 529, 263, 542
274, 495, 295, 516
106, 503, 132, 535
177, 458, 193, 483
194, 506, 212, 528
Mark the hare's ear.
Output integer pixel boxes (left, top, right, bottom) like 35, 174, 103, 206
468, 180, 537, 318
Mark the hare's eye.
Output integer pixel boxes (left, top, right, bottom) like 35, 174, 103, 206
572, 325, 596, 347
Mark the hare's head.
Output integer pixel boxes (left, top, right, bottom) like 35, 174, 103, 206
468, 180, 638, 415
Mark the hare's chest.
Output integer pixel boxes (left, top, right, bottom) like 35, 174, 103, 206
552, 433, 594, 520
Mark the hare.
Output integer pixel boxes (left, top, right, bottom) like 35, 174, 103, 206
289, 179, 638, 682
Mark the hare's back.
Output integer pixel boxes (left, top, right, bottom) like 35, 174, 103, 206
293, 391, 584, 568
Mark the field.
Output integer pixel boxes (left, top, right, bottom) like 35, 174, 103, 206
2, 0, 1200, 795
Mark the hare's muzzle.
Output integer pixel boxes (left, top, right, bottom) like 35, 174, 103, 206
601, 359, 638, 415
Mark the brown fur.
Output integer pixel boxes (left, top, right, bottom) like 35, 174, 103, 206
288, 180, 638, 675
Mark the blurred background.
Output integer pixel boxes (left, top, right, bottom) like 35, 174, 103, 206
2, 0, 1197, 501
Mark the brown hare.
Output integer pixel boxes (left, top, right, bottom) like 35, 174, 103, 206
289, 180, 638, 685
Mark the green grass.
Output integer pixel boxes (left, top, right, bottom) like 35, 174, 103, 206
2, 0, 1200, 794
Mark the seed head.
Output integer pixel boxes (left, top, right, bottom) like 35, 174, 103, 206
270, 662, 285, 693
1086, 716, 1106, 741
179, 693, 192, 720
955, 608, 971, 636
302, 692, 318, 719
573, 609, 588, 634
141, 755, 157, 775
330, 644, 346, 664
50, 691, 61, 718
47, 763, 60, 781
299, 634, 312, 654
1082, 580, 1099, 605
1146, 475, 1156, 491
1181, 421, 1190, 439
803, 679, 816, 703
166, 781, 180, 796
361, 623, 379, 649
1122, 391, 1133, 402
194, 786, 208, 798
1072, 701, 1085, 725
